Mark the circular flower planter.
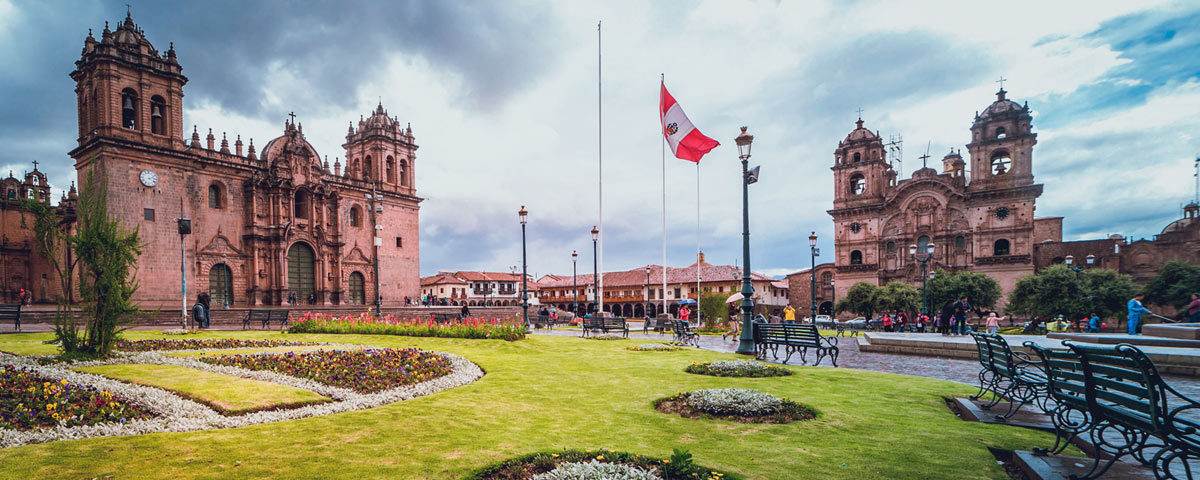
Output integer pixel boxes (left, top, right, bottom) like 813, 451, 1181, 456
654, 388, 815, 424
627, 344, 682, 352
463, 448, 741, 480
684, 360, 792, 378
586, 334, 626, 341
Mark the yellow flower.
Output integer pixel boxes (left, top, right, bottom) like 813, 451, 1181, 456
595, 455, 604, 461
60, 379, 69, 385
551, 454, 559, 458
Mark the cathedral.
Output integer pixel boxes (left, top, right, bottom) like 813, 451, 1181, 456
2, 13, 422, 307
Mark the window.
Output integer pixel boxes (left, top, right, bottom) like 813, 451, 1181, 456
955, 235, 966, 249
886, 241, 896, 254
144, 208, 155, 221
990, 150, 1011, 175
150, 96, 165, 134
121, 88, 137, 129
674, 288, 681, 298
396, 236, 402, 248
993, 239, 1011, 256
386, 156, 395, 184
850, 250, 863, 265
400, 159, 409, 187
363, 156, 372, 181
853, 152, 861, 163
208, 184, 223, 209
294, 190, 309, 219
849, 174, 866, 195
917, 235, 931, 253
349, 205, 362, 227
995, 127, 1006, 139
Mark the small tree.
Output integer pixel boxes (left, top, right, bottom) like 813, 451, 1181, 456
874, 281, 920, 315
66, 164, 144, 357
836, 282, 878, 318
1144, 260, 1200, 311
699, 293, 728, 327
925, 269, 1002, 313
1006, 265, 1137, 320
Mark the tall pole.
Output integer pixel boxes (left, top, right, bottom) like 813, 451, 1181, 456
372, 184, 381, 316
921, 261, 929, 316
572, 251, 578, 315
520, 206, 529, 332
645, 267, 650, 318
592, 232, 599, 315
596, 21, 604, 318
735, 127, 756, 355
660, 74, 668, 320
179, 199, 187, 329
810, 236, 817, 323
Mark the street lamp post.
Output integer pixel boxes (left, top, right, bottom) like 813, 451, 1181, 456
519, 206, 529, 333
735, 127, 758, 355
591, 226, 600, 316
645, 266, 651, 319
910, 242, 936, 316
830, 278, 836, 318
571, 250, 579, 316
809, 232, 819, 323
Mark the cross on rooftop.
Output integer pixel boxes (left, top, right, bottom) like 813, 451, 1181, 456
288, 112, 297, 123
856, 107, 864, 120
996, 75, 1007, 90
918, 152, 930, 169
31, 160, 39, 171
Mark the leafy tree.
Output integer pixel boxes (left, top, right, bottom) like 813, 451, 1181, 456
61, 164, 145, 357
1006, 265, 1138, 320
925, 269, 1002, 313
874, 281, 921, 315
1144, 260, 1200, 311
835, 282, 878, 318
699, 293, 728, 327
20, 198, 79, 304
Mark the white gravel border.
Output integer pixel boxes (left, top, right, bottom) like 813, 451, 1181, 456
0, 346, 483, 448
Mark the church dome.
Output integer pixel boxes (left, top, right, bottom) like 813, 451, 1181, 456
977, 89, 1025, 120
843, 118, 878, 143
109, 12, 157, 55
261, 119, 320, 164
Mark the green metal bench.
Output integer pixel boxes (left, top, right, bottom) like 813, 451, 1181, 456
753, 323, 838, 366
976, 333, 1049, 421
1025, 341, 1094, 458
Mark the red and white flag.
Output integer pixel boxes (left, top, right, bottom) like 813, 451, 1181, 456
660, 83, 719, 163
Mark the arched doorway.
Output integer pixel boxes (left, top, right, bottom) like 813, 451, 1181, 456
209, 263, 233, 308
633, 304, 645, 318
287, 242, 316, 304
622, 304, 632, 317
819, 301, 833, 316
348, 271, 365, 305
647, 304, 657, 318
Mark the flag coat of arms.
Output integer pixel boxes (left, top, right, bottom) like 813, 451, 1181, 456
660, 83, 720, 163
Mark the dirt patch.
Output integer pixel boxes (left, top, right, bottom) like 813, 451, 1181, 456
654, 397, 816, 424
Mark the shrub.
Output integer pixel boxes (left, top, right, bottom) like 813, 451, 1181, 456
288, 312, 525, 341
685, 360, 792, 378
627, 344, 681, 352
685, 388, 783, 416
586, 334, 625, 341
530, 460, 657, 480
463, 448, 740, 480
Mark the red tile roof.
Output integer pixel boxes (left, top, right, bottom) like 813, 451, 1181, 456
538, 261, 776, 289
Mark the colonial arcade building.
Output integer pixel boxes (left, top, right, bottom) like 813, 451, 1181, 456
25, 13, 423, 307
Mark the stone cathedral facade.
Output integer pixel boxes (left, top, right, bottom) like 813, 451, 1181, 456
54, 13, 422, 307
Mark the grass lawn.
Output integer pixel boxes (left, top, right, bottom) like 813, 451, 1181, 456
74, 364, 331, 415
0, 331, 1060, 479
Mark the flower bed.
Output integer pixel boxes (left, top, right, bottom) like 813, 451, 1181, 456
627, 344, 682, 352
684, 360, 792, 378
115, 339, 318, 352
288, 312, 525, 341
586, 334, 625, 341
0, 364, 152, 431
198, 348, 452, 394
464, 448, 741, 480
654, 388, 816, 424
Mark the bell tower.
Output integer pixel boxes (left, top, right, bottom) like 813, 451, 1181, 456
832, 116, 888, 209
70, 11, 187, 161
966, 85, 1035, 190
342, 102, 418, 196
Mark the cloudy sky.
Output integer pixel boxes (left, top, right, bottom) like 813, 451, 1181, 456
1, 0, 1198, 278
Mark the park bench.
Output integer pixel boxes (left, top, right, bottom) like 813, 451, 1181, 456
973, 333, 1050, 421
968, 333, 999, 401
753, 323, 839, 366
582, 317, 627, 337
430, 313, 460, 323
1024, 341, 1094, 458
241, 309, 290, 329
1065, 342, 1200, 479
834, 321, 862, 337
532, 314, 554, 329
644, 317, 673, 335
673, 320, 699, 347
0, 304, 20, 332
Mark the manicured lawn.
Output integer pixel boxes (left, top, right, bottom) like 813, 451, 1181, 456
74, 364, 331, 415
0, 334, 61, 356
0, 332, 1059, 479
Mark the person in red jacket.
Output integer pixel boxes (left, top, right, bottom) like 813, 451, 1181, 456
882, 314, 894, 332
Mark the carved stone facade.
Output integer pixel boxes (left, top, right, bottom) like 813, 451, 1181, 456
826, 89, 1055, 308
26, 13, 422, 308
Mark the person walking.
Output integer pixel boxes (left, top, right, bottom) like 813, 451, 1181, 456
985, 312, 1002, 334
897, 311, 908, 333
916, 313, 929, 333
882, 314, 893, 332
1087, 312, 1101, 333
1186, 293, 1200, 323
461, 304, 470, 318
1126, 293, 1153, 335
952, 296, 971, 335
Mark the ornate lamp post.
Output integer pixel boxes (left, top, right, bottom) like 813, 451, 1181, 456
519, 206, 530, 333
809, 231, 819, 323
830, 278, 836, 318
735, 127, 758, 355
591, 226, 600, 315
645, 266, 651, 318
910, 242, 936, 316
571, 250, 579, 315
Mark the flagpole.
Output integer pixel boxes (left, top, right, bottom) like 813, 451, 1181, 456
696, 160, 701, 325
660, 73, 668, 319
597, 20, 604, 317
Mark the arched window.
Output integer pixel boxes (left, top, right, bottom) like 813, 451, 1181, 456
400, 159, 409, 187
121, 88, 138, 130
348, 271, 365, 305
886, 241, 896, 254
849, 174, 866, 195
850, 250, 863, 265
363, 156, 372, 181
821, 271, 833, 285
993, 238, 1010, 256
6, 189, 14, 199
294, 190, 309, 219
208, 184, 223, 209
990, 150, 1011, 175
853, 152, 861, 163
352, 158, 360, 177
209, 263, 233, 307
917, 235, 931, 253
955, 235, 966, 249
150, 96, 166, 134
349, 205, 362, 227
995, 127, 1007, 139
385, 156, 395, 184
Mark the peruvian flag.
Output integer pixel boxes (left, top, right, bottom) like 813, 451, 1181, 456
660, 83, 720, 163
